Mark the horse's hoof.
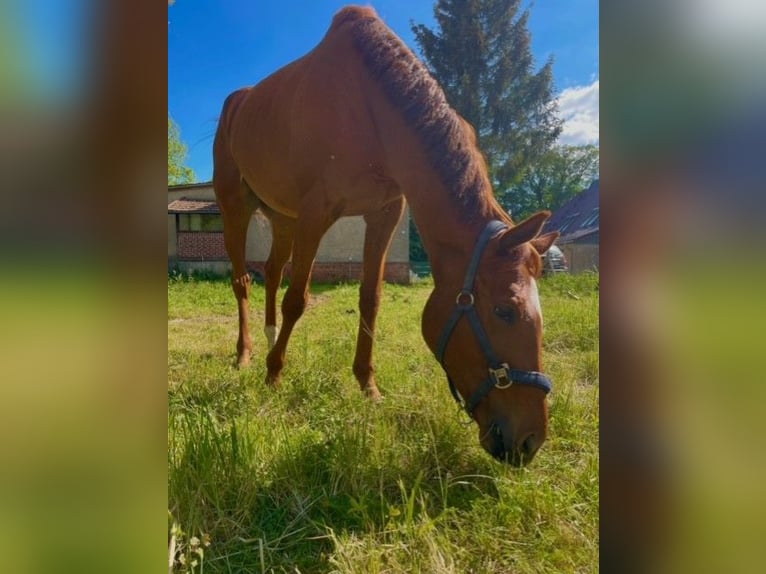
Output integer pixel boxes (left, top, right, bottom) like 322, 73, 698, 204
236, 354, 251, 369
265, 373, 281, 387
364, 386, 383, 402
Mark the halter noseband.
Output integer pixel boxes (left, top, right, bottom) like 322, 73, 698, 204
435, 220, 553, 417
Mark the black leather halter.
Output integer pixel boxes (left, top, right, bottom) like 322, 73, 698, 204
435, 220, 553, 416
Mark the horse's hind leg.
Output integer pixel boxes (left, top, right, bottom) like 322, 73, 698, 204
215, 171, 259, 367
353, 196, 405, 400
263, 211, 295, 349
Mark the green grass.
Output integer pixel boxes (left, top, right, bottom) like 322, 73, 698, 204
168, 272, 599, 573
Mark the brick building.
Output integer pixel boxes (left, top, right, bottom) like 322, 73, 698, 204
168, 182, 410, 284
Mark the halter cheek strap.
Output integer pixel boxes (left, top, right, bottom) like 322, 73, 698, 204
435, 220, 553, 416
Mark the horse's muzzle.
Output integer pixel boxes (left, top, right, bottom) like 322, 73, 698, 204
487, 422, 542, 467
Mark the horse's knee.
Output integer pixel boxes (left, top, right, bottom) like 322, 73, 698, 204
231, 272, 251, 298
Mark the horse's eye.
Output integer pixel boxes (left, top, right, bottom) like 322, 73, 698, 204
494, 306, 516, 324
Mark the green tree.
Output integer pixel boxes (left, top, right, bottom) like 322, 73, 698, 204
505, 144, 599, 220
409, 218, 428, 263
168, 115, 195, 185
412, 0, 563, 195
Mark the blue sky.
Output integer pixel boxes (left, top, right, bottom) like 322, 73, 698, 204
168, 1, 599, 182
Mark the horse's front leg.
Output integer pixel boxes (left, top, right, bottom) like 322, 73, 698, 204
265, 197, 335, 387
263, 212, 295, 350
353, 197, 405, 400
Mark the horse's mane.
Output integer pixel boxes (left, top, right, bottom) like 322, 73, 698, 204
330, 7, 504, 224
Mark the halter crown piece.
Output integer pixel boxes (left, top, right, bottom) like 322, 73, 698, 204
435, 220, 553, 416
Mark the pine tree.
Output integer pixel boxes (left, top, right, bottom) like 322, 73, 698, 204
412, 0, 562, 200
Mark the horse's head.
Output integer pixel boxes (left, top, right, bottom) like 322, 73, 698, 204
423, 212, 559, 466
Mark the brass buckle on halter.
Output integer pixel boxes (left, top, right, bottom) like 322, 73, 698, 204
490, 363, 513, 389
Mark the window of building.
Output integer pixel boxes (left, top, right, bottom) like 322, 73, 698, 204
177, 213, 224, 232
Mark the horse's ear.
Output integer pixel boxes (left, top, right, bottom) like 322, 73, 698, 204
530, 231, 559, 256
498, 211, 551, 254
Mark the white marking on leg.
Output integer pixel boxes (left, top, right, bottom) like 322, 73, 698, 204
264, 325, 278, 350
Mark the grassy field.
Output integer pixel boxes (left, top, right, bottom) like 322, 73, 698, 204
168, 272, 598, 573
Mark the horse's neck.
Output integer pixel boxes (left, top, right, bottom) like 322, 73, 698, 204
361, 80, 499, 285
405, 194, 491, 289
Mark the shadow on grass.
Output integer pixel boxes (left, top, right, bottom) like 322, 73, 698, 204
168, 404, 499, 573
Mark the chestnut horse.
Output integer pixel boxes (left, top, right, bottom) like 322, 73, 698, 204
213, 6, 558, 465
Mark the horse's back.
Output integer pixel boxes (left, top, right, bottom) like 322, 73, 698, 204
218, 7, 400, 218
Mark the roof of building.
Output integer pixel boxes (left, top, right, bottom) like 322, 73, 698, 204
167, 197, 220, 214
544, 179, 599, 243
168, 181, 213, 191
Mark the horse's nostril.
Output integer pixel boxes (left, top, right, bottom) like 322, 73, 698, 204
489, 423, 506, 458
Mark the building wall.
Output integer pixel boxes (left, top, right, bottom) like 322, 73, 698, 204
168, 215, 177, 257
169, 182, 410, 283
559, 243, 599, 274
177, 232, 227, 260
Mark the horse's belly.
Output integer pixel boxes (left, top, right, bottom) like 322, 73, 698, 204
241, 171, 301, 218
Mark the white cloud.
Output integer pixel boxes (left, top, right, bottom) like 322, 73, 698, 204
557, 79, 599, 146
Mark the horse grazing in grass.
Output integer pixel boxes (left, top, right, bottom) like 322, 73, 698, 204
213, 6, 558, 465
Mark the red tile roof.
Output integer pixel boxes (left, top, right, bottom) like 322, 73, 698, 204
167, 198, 220, 214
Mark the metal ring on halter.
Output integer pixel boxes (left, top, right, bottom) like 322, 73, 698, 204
489, 364, 514, 389
455, 291, 475, 307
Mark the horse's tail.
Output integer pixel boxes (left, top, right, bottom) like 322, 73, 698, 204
213, 89, 249, 199
215, 88, 249, 150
